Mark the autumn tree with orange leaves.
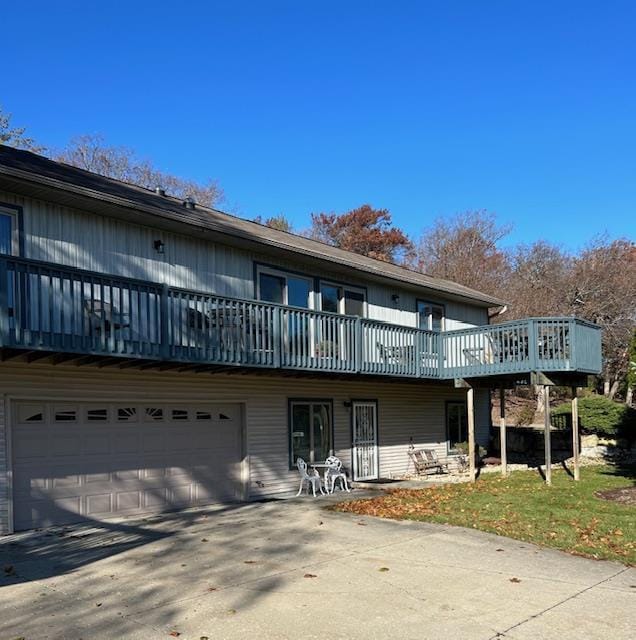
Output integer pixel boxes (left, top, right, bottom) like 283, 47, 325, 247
307, 204, 414, 263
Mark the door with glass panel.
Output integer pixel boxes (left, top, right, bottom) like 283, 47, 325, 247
289, 401, 332, 466
352, 401, 378, 480
258, 269, 313, 362
319, 283, 365, 363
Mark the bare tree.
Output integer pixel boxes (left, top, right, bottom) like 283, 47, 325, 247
567, 238, 636, 398
0, 105, 45, 152
55, 134, 223, 208
506, 241, 573, 319
253, 214, 293, 232
416, 211, 511, 296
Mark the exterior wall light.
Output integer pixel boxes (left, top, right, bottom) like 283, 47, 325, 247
153, 239, 165, 254
392, 294, 400, 304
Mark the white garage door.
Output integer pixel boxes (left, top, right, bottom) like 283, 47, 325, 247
12, 401, 243, 531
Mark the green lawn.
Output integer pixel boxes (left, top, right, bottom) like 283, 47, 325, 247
334, 464, 636, 565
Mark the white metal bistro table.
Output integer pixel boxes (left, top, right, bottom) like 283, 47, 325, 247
308, 462, 337, 494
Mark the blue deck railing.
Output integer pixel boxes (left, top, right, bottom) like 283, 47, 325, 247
0, 254, 602, 379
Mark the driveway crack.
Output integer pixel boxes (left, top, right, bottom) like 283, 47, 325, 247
488, 566, 631, 639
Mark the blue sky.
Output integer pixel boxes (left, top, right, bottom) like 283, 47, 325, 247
4, 1, 635, 250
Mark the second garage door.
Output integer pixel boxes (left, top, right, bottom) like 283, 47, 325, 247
12, 401, 243, 530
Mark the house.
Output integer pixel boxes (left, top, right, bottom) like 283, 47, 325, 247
0, 145, 602, 533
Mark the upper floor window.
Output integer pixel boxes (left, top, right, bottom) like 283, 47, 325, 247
0, 206, 19, 255
320, 282, 365, 316
417, 300, 444, 331
257, 266, 313, 309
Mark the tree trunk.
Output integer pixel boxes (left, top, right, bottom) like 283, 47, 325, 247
533, 384, 545, 423
626, 386, 634, 407
608, 379, 620, 400
603, 380, 611, 397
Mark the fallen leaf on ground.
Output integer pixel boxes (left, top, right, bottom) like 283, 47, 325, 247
496, 549, 504, 552
509, 577, 521, 583
304, 573, 317, 578
95, 602, 102, 607
378, 567, 390, 572
207, 587, 217, 592
244, 560, 257, 564
169, 632, 180, 637
201, 538, 208, 542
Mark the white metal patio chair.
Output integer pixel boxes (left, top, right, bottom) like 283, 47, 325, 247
324, 455, 350, 493
295, 458, 326, 497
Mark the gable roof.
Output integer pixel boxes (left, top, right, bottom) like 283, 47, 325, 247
0, 144, 505, 307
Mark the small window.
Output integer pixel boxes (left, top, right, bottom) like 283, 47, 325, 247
289, 401, 332, 467
171, 409, 188, 421
117, 407, 137, 421
196, 410, 212, 421
446, 402, 468, 453
259, 272, 285, 304
257, 267, 312, 309
417, 301, 444, 332
145, 407, 163, 421
55, 408, 77, 422
320, 282, 366, 317
87, 408, 108, 421
0, 207, 19, 256
19, 404, 44, 423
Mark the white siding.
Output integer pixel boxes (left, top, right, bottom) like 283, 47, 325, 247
0, 190, 488, 329
0, 363, 491, 533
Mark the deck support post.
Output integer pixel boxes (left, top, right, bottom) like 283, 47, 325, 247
543, 384, 552, 485
467, 386, 476, 482
571, 386, 580, 481
499, 386, 507, 477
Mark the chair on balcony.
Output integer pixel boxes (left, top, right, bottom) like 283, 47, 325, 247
408, 445, 448, 476
377, 342, 414, 365
295, 458, 326, 497
84, 300, 130, 335
187, 307, 210, 331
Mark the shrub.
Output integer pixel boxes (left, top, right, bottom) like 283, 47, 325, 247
453, 441, 487, 457
551, 395, 636, 441
515, 403, 536, 426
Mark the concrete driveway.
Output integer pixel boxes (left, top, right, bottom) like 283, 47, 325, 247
1, 495, 634, 640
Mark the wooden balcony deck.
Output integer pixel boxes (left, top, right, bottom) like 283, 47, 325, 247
0, 255, 602, 380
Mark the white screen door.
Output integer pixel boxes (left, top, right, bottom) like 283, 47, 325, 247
352, 401, 378, 481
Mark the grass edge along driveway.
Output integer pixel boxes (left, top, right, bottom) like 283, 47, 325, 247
333, 464, 635, 565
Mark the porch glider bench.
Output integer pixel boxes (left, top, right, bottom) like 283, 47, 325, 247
408, 447, 449, 476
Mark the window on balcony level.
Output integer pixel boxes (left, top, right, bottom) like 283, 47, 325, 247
257, 267, 313, 309
0, 206, 19, 255
417, 300, 445, 332
319, 282, 366, 316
